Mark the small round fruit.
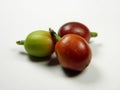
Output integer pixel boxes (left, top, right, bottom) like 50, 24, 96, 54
17, 30, 54, 57
55, 34, 92, 71
58, 22, 97, 42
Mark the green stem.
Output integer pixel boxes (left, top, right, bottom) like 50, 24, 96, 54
16, 40, 25, 45
49, 28, 61, 41
90, 32, 98, 37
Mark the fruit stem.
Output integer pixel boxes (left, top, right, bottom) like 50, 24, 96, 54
49, 28, 61, 41
16, 40, 25, 45
90, 32, 98, 37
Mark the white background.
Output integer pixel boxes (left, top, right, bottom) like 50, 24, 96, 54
0, 0, 120, 90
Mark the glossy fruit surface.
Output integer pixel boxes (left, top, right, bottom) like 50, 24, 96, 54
24, 30, 54, 57
55, 34, 92, 71
58, 22, 91, 42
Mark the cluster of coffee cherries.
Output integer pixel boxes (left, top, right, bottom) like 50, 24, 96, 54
16, 22, 97, 72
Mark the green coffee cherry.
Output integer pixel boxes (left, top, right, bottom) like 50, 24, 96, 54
16, 30, 54, 57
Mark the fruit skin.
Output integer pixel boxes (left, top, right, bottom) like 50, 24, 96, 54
58, 22, 91, 42
55, 34, 92, 71
24, 30, 54, 57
